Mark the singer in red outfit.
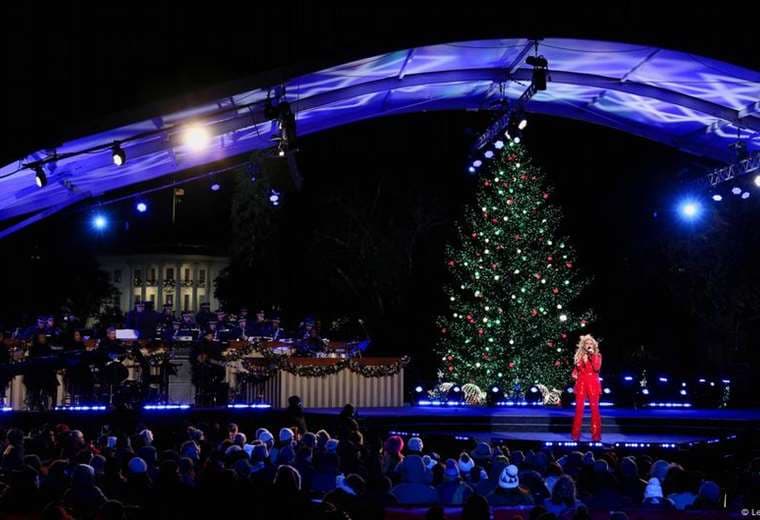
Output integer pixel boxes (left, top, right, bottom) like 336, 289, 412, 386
571, 335, 602, 441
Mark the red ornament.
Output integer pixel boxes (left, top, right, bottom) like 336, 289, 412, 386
491, 218, 498, 224
560, 333, 568, 340
509, 361, 515, 368
466, 314, 473, 322
581, 319, 588, 326
547, 339, 555, 347
471, 232, 478, 239
547, 256, 553, 262
543, 192, 550, 200
441, 327, 448, 335
566, 262, 573, 269
447, 260, 455, 267
521, 175, 528, 181
552, 287, 559, 295
533, 273, 541, 279
478, 328, 484, 336
484, 180, 492, 187
531, 308, 538, 317
554, 360, 561, 367
506, 199, 513, 205
447, 355, 454, 361
491, 263, 497, 269
514, 234, 521, 241
448, 365, 454, 372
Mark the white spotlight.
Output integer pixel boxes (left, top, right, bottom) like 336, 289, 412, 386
755, 175, 760, 187
183, 125, 211, 152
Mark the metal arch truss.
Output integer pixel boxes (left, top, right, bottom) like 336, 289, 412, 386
706, 152, 760, 187
471, 82, 538, 153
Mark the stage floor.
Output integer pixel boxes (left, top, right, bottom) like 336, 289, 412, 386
306, 405, 760, 447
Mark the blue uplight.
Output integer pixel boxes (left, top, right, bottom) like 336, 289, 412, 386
91, 214, 108, 230
677, 199, 702, 221
136, 202, 148, 213
210, 183, 221, 192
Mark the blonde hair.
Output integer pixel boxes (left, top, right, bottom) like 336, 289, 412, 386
574, 334, 600, 365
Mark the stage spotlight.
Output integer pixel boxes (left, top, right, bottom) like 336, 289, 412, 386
136, 202, 148, 213
678, 199, 702, 220
494, 140, 505, 149
526, 55, 549, 91
712, 194, 723, 202
491, 386, 500, 393
603, 387, 611, 394
453, 386, 461, 393
741, 192, 750, 199
415, 386, 423, 393
91, 214, 108, 231
530, 386, 538, 393
210, 183, 221, 192
33, 165, 47, 188
755, 175, 760, 187
642, 388, 650, 395
277, 141, 286, 157
183, 124, 211, 152
112, 143, 126, 166
484, 150, 494, 159
559, 314, 568, 322
731, 187, 742, 195
269, 189, 281, 206
473, 160, 483, 168
468, 166, 476, 174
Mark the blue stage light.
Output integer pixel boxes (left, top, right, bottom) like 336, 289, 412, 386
472, 160, 482, 168
731, 187, 742, 195
269, 189, 281, 206
210, 183, 221, 192
91, 214, 108, 230
415, 386, 423, 393
755, 175, 760, 187
468, 166, 476, 174
712, 194, 722, 202
494, 140, 505, 149
678, 199, 702, 220
484, 150, 494, 159
491, 386, 499, 393
136, 202, 147, 213
623, 376, 634, 381
741, 191, 750, 199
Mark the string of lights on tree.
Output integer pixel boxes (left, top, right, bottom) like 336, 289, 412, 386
437, 140, 594, 398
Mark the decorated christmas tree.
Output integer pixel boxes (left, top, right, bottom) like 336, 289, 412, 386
436, 141, 593, 402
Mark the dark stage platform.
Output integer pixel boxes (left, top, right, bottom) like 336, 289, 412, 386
3, 405, 758, 450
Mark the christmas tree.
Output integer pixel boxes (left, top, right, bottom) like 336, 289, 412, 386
437, 141, 593, 401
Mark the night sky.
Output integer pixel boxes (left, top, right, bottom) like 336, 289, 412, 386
3, 4, 759, 388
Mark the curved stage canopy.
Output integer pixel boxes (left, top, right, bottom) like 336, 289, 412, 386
1, 38, 759, 226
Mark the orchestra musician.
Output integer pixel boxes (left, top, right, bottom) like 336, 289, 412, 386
297, 325, 326, 357
125, 302, 154, 339
249, 309, 269, 337
191, 331, 227, 406
63, 330, 96, 404
24, 332, 59, 411
266, 312, 285, 340
195, 301, 214, 331
160, 303, 175, 328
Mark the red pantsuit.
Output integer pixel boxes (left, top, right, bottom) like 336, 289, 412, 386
571, 353, 602, 441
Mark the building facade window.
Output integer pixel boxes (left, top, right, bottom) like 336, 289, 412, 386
166, 268, 174, 281
134, 270, 142, 282
149, 293, 156, 304
166, 294, 174, 306
184, 268, 190, 281
134, 294, 141, 303
184, 294, 190, 311
114, 270, 122, 283
149, 268, 157, 283
199, 269, 206, 284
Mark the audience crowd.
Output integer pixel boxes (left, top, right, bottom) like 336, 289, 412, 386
0, 402, 758, 520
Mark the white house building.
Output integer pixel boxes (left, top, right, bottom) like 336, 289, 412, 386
97, 254, 229, 313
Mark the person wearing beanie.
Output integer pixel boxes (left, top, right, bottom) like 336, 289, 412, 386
391, 455, 438, 505
641, 477, 676, 510
650, 459, 670, 482
407, 436, 424, 455
487, 465, 534, 506
312, 438, 340, 494
269, 428, 294, 464
124, 457, 152, 509
458, 453, 475, 482
382, 435, 405, 477
437, 459, 474, 505
689, 480, 722, 510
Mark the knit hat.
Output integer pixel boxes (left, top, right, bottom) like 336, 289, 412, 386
458, 453, 475, 474
128, 457, 148, 474
444, 459, 460, 479
258, 429, 274, 444
644, 477, 663, 499
326, 439, 339, 453
422, 455, 437, 471
471, 442, 493, 461
499, 465, 519, 489
279, 428, 294, 442
407, 437, 424, 453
